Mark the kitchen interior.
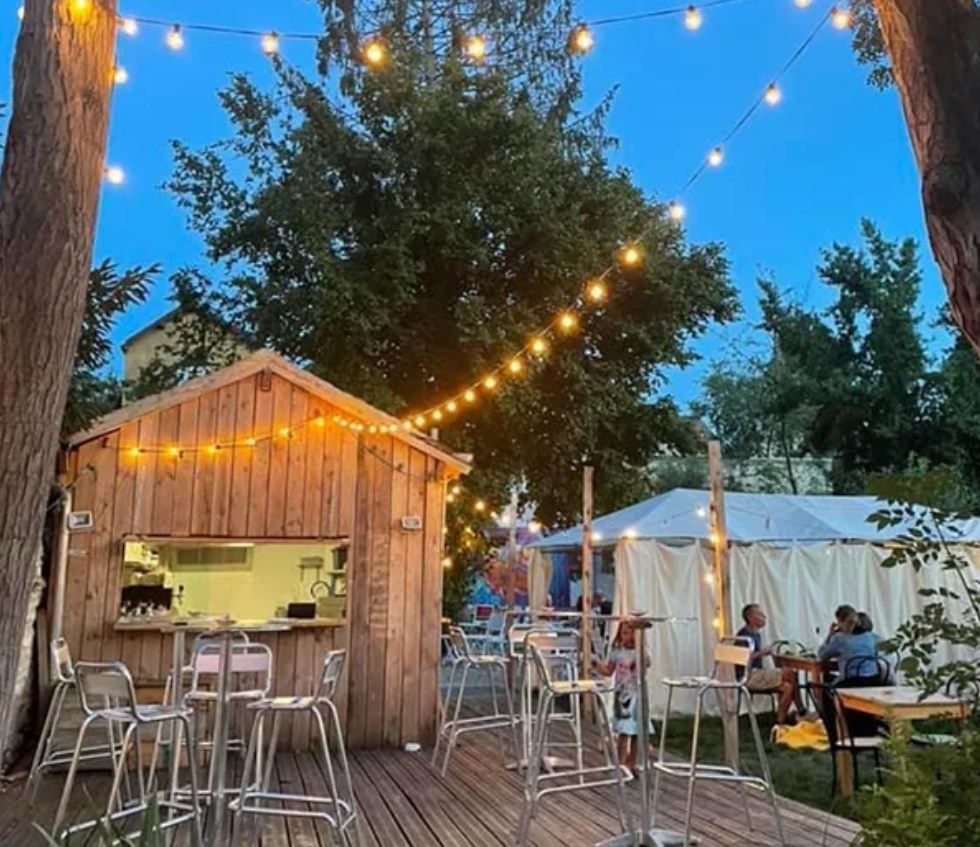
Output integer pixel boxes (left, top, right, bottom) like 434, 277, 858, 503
118, 538, 349, 625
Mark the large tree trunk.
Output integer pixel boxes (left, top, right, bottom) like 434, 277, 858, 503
872, 0, 980, 351
0, 0, 116, 766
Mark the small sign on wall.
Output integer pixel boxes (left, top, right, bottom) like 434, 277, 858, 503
400, 515, 423, 531
67, 511, 94, 531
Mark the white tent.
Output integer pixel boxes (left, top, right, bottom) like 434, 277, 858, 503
527, 488, 980, 714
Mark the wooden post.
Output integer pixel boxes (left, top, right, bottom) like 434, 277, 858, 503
708, 441, 738, 767
506, 490, 518, 612
581, 466, 594, 700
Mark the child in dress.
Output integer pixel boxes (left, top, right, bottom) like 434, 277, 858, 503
599, 619, 652, 772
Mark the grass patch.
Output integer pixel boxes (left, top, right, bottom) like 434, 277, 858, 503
655, 713, 867, 820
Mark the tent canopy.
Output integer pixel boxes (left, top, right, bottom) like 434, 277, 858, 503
528, 488, 980, 549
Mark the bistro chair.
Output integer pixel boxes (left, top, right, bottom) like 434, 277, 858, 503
51, 661, 203, 845
652, 639, 786, 847
806, 680, 885, 797
515, 635, 632, 847
160, 630, 251, 707
230, 649, 363, 846
27, 638, 121, 802
432, 626, 517, 776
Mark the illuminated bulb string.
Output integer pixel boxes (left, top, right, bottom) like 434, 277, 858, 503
402, 6, 843, 430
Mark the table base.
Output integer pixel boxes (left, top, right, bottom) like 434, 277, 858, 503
595, 829, 698, 846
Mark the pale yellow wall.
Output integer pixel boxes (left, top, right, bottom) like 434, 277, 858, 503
165, 543, 343, 619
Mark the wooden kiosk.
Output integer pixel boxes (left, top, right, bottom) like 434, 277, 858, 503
55, 349, 468, 750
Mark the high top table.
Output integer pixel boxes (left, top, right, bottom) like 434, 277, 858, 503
158, 618, 292, 846
596, 614, 698, 847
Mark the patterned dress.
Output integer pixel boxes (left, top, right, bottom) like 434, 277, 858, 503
609, 646, 653, 737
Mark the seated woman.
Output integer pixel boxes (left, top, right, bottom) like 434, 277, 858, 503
818, 608, 884, 684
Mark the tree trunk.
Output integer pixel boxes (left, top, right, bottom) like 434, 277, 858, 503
872, 0, 980, 351
0, 0, 116, 766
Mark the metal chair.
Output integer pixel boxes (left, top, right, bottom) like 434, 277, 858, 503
432, 625, 517, 776
51, 661, 202, 845
230, 649, 363, 846
515, 636, 633, 847
161, 630, 251, 707
26, 638, 120, 801
652, 640, 786, 847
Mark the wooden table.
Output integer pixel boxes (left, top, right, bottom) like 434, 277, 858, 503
837, 686, 970, 721
832, 686, 970, 799
772, 652, 833, 685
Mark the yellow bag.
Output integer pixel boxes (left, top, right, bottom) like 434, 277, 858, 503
771, 716, 829, 752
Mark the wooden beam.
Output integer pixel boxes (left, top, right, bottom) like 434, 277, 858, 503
581, 466, 594, 698
505, 490, 518, 612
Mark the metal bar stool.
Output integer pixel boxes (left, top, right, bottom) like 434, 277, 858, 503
230, 649, 363, 846
651, 640, 786, 846
26, 638, 122, 802
432, 625, 517, 776
516, 634, 633, 847
51, 661, 203, 845
511, 626, 585, 773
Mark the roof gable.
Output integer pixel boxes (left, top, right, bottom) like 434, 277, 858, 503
69, 349, 470, 474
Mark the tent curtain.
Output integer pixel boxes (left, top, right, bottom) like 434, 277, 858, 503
527, 548, 552, 609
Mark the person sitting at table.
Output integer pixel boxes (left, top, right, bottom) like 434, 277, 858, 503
823, 604, 857, 644
736, 604, 807, 725
818, 608, 884, 684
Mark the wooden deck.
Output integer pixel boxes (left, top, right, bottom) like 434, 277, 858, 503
1, 730, 858, 847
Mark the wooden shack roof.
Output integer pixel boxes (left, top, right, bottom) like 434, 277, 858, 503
69, 349, 471, 475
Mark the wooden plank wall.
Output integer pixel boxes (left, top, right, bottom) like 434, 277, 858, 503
60, 372, 450, 750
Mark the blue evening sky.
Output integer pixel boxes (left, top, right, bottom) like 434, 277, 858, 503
2, 0, 945, 408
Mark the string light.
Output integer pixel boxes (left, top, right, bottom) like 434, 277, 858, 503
103, 165, 125, 185
764, 83, 782, 106
17, 5, 24, 21
587, 280, 608, 303
668, 201, 686, 221
558, 312, 577, 332
707, 146, 724, 167
621, 528, 638, 540
167, 446, 180, 458
618, 245, 643, 268
206, 444, 220, 456
245, 437, 257, 447
568, 23, 594, 55
463, 34, 487, 62
508, 358, 523, 374
464, 389, 477, 403
414, 415, 426, 427
315, 415, 326, 428
113, 66, 129, 85
704, 572, 715, 585
830, 6, 852, 29
684, 6, 703, 31
70, 0, 92, 21
591, 530, 603, 542
474, 500, 486, 513
119, 17, 138, 36
794, 0, 813, 7
128, 447, 142, 458
452, 485, 462, 496
446, 400, 458, 413
165, 25, 185, 50
362, 37, 387, 68
432, 409, 443, 422
442, 556, 453, 568
261, 31, 280, 55
483, 375, 498, 390
531, 337, 548, 356
528, 520, 542, 534
278, 426, 292, 438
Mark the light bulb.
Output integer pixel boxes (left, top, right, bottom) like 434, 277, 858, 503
17, 5, 24, 20
363, 38, 387, 67
707, 146, 724, 167
261, 32, 280, 55
165, 25, 184, 50
70, 0, 91, 20
128, 447, 142, 458
119, 17, 138, 36
278, 427, 291, 438
587, 280, 607, 303
464, 389, 477, 403
508, 358, 523, 374
710, 531, 721, 545
528, 520, 542, 534
452, 485, 462, 496
315, 415, 326, 427
113, 66, 128, 85
622, 528, 638, 540
704, 572, 715, 585
591, 530, 602, 542
414, 415, 426, 428
103, 165, 125, 185
569, 24, 594, 55
446, 493, 455, 503
618, 245, 642, 267
794, 0, 813, 7
442, 557, 453, 568
668, 201, 686, 221
432, 409, 443, 422
684, 5, 703, 30
474, 500, 486, 512
206, 444, 220, 456
167, 446, 180, 458
531, 337, 548, 355
245, 437, 257, 447
764, 83, 782, 106
559, 312, 577, 332
695, 506, 707, 518
464, 34, 487, 62
831, 6, 852, 28
446, 400, 458, 413
483, 375, 498, 390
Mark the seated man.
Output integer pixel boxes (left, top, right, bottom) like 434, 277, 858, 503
736, 603, 806, 725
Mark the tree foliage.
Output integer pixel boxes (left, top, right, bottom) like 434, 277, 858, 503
698, 221, 980, 507
161, 1, 736, 526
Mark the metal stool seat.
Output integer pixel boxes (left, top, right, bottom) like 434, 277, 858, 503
26, 638, 120, 801
230, 649, 363, 846
432, 625, 517, 776
652, 640, 786, 846
51, 661, 203, 845
516, 634, 633, 846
